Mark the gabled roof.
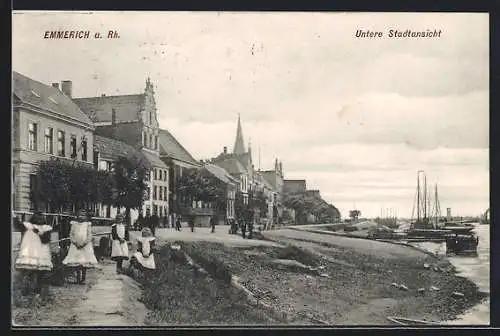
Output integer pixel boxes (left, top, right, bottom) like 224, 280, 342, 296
95, 135, 168, 169
213, 158, 247, 175
94, 135, 138, 161
13, 71, 93, 126
203, 164, 238, 185
142, 150, 168, 169
158, 128, 199, 166
73, 94, 145, 123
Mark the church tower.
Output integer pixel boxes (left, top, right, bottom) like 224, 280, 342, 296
233, 114, 245, 155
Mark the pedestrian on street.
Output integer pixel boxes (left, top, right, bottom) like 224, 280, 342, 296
189, 216, 195, 232
62, 209, 99, 284
110, 212, 129, 274
210, 215, 217, 233
15, 211, 53, 297
175, 215, 182, 231
241, 219, 247, 239
149, 212, 160, 237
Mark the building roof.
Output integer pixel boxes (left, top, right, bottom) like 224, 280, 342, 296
158, 128, 199, 166
260, 176, 275, 191
73, 94, 145, 123
203, 164, 238, 185
94, 135, 139, 161
213, 158, 247, 175
13, 71, 93, 126
141, 150, 169, 169
95, 135, 167, 169
233, 114, 245, 155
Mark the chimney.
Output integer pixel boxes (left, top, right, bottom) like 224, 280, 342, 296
223, 146, 227, 154
52, 83, 59, 90
101, 93, 106, 97
60, 80, 72, 98
111, 108, 116, 125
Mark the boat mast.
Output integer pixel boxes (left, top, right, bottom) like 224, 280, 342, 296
423, 173, 427, 224
417, 172, 421, 225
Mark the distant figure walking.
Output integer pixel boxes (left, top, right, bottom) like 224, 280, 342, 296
149, 212, 160, 236
63, 209, 99, 284
111, 212, 129, 274
189, 216, 195, 232
175, 216, 182, 231
15, 211, 53, 296
129, 228, 156, 281
210, 215, 217, 233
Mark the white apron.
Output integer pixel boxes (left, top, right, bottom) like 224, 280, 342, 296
63, 221, 99, 268
132, 237, 156, 270
15, 222, 53, 271
111, 223, 129, 260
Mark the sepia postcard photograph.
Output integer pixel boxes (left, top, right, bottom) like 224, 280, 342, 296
11, 11, 490, 327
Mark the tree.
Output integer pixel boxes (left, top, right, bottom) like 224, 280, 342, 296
177, 168, 224, 210
113, 153, 149, 223
349, 209, 361, 221
33, 158, 114, 213
284, 191, 341, 224
254, 190, 268, 218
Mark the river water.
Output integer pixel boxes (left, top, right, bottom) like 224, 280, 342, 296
411, 223, 490, 325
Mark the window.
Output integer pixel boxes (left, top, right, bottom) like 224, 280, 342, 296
153, 204, 158, 215
142, 131, 146, 146
154, 135, 158, 150
99, 160, 108, 171
28, 122, 37, 151
159, 169, 162, 181
159, 206, 163, 217
70, 135, 77, 158
57, 131, 65, 156
159, 186, 163, 201
153, 186, 157, 200
165, 186, 168, 201
154, 169, 157, 180
81, 137, 88, 161
44, 127, 53, 154
149, 111, 152, 125
149, 134, 153, 149
164, 170, 167, 181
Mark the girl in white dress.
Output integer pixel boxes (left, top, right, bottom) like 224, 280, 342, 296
62, 209, 99, 284
129, 228, 156, 280
15, 211, 53, 295
111, 212, 129, 274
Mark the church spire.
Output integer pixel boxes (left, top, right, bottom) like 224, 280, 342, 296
233, 114, 245, 155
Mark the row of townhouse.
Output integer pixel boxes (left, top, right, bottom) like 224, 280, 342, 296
12, 72, 210, 225
12, 70, 324, 227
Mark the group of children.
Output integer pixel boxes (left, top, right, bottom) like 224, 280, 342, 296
15, 209, 157, 298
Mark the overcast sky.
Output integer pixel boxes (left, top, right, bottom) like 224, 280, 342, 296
12, 12, 489, 218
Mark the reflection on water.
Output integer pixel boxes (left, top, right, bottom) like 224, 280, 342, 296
412, 223, 490, 325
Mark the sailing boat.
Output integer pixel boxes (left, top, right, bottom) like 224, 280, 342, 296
408, 171, 449, 241
407, 171, 479, 254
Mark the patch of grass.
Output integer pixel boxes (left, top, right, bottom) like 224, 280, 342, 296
140, 245, 285, 325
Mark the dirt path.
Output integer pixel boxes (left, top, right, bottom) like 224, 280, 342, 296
12, 260, 147, 326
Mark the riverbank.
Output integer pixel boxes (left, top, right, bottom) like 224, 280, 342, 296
141, 232, 487, 325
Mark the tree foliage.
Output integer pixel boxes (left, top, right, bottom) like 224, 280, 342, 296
178, 168, 225, 208
33, 158, 115, 212
284, 191, 341, 224
112, 154, 149, 213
